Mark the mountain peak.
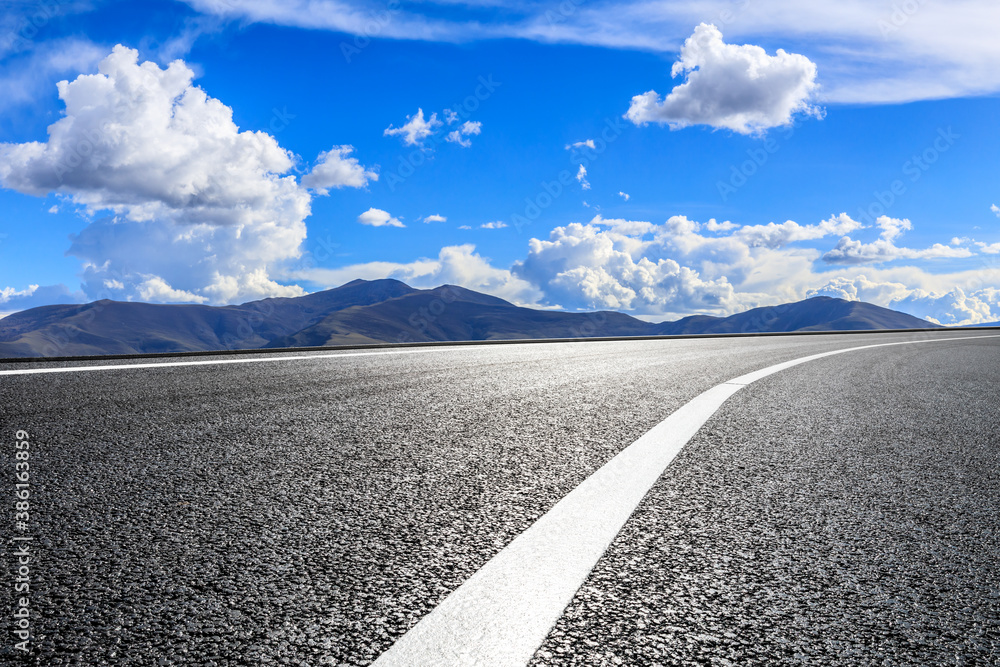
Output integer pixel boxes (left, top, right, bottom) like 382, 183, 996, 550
0, 281, 942, 358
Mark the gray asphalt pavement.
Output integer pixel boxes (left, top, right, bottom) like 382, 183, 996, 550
531, 335, 1000, 666
0, 331, 995, 665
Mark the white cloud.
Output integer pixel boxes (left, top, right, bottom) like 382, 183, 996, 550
566, 139, 596, 150
202, 266, 305, 302
297, 208, 1000, 325
876, 214, 911, 242
458, 225, 472, 230
301, 145, 377, 194
384, 108, 442, 146
593, 216, 657, 237
136, 276, 208, 304
992, 204, 999, 217
576, 164, 590, 190
822, 216, 973, 265
480, 221, 507, 229
181, 1, 1000, 105
0, 45, 309, 304
735, 213, 862, 248
422, 214, 447, 223
2, 285, 38, 303
181, 0, 469, 44
626, 24, 820, 134
385, 109, 479, 148
823, 238, 974, 264
704, 219, 738, 232
618, 191, 630, 201
445, 120, 482, 148
0, 283, 84, 314
518, 215, 1000, 323
810, 275, 1000, 326
514, 221, 741, 315
358, 207, 404, 228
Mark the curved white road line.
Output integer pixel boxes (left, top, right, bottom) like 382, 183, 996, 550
371, 334, 1000, 667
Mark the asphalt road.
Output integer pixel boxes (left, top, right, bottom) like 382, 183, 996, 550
532, 335, 1000, 666
0, 331, 996, 665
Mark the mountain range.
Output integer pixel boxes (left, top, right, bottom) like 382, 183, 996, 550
0, 279, 942, 358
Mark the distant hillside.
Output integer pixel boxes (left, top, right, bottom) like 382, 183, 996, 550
653, 297, 939, 335
264, 285, 655, 348
0, 280, 941, 358
0, 279, 414, 357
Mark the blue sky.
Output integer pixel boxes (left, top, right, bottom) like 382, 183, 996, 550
1, 0, 999, 324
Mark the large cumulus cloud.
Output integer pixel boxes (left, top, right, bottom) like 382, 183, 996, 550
514, 221, 739, 315
626, 24, 820, 134
821, 216, 973, 265
0, 45, 373, 304
299, 211, 997, 325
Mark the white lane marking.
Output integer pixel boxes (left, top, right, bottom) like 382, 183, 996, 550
0, 346, 463, 376
372, 334, 1000, 667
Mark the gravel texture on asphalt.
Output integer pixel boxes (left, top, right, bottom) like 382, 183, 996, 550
0, 332, 987, 665
530, 336, 1000, 666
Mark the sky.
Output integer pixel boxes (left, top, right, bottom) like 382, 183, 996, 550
1, 0, 999, 325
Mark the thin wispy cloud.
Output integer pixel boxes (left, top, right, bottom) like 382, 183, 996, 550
179, 0, 1000, 103
384, 108, 442, 146
446, 120, 482, 147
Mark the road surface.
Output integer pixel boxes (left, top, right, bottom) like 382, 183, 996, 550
1, 330, 997, 665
